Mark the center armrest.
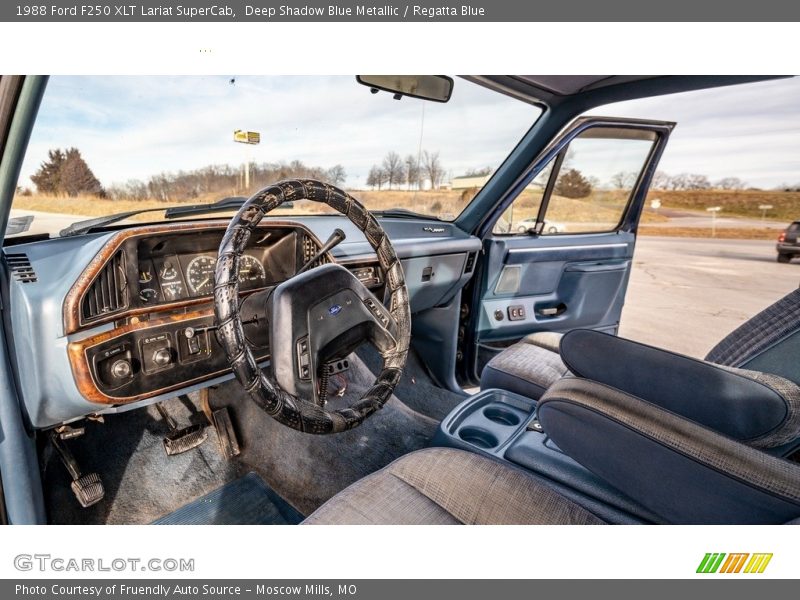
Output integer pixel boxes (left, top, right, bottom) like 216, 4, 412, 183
558, 329, 800, 449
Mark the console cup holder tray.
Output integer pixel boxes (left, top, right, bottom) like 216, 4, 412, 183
433, 388, 536, 456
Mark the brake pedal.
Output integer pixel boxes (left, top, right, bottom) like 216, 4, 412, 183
156, 402, 208, 456
49, 431, 105, 508
71, 473, 105, 508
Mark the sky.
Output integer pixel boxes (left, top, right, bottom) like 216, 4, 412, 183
19, 75, 800, 191
19, 75, 538, 191
601, 76, 800, 188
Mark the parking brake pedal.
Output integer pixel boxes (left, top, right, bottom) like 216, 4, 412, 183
156, 402, 208, 455
49, 431, 105, 508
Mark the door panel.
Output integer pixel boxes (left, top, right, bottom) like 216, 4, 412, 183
477, 231, 634, 343
462, 116, 674, 381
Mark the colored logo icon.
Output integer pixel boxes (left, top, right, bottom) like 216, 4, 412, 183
696, 553, 773, 574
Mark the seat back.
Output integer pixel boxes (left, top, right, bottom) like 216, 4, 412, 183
705, 288, 800, 382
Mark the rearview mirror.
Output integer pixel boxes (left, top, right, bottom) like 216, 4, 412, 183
356, 75, 453, 103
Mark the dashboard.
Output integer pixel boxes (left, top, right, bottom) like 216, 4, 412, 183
4, 215, 481, 429
61, 221, 345, 406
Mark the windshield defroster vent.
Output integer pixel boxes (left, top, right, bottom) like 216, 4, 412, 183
82, 251, 128, 322
6, 253, 37, 283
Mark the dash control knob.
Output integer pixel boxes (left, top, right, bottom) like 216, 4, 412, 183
152, 347, 172, 367
111, 359, 132, 379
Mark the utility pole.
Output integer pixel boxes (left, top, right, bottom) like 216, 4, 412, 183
707, 206, 721, 237
233, 129, 260, 193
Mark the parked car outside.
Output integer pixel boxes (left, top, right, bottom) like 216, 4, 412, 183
777, 221, 800, 262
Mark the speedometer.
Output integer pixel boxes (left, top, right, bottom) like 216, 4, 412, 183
186, 255, 216, 295
239, 254, 266, 288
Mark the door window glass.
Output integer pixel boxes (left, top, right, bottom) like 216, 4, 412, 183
494, 127, 656, 235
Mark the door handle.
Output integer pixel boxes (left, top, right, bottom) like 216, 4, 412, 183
564, 261, 629, 273
536, 303, 566, 317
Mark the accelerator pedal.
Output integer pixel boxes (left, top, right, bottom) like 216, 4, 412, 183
199, 389, 241, 460
49, 431, 105, 508
212, 407, 241, 459
156, 402, 208, 456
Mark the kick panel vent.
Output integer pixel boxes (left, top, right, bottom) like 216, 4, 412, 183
82, 251, 128, 322
6, 253, 37, 283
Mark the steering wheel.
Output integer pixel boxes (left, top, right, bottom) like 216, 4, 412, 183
213, 180, 411, 434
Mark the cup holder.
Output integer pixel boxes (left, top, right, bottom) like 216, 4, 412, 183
458, 426, 499, 449
483, 405, 522, 427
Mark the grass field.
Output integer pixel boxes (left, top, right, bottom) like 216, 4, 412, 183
11, 188, 795, 239
637, 226, 779, 240
645, 189, 800, 221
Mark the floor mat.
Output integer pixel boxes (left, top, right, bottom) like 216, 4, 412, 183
42, 348, 464, 523
357, 346, 466, 421
208, 349, 447, 515
153, 472, 303, 525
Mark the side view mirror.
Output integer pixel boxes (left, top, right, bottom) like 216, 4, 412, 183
356, 75, 454, 103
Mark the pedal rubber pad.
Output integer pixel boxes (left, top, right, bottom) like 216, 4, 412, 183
71, 473, 105, 508
213, 407, 241, 459
163, 424, 208, 455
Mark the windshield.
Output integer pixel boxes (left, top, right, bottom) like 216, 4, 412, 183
10, 76, 540, 237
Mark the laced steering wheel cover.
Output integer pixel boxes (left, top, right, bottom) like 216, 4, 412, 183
213, 179, 411, 434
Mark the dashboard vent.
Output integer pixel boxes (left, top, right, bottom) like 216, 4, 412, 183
82, 251, 128, 322
301, 233, 328, 269
6, 253, 37, 283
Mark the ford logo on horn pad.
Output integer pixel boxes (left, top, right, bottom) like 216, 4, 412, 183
328, 304, 343, 316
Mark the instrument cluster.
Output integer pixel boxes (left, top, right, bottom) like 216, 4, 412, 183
135, 228, 298, 306
138, 252, 268, 303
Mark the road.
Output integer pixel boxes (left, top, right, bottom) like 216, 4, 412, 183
9, 209, 87, 236
619, 236, 799, 358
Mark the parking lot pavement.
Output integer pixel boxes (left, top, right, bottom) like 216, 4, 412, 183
619, 236, 800, 358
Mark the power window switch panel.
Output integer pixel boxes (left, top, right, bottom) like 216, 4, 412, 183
508, 305, 526, 321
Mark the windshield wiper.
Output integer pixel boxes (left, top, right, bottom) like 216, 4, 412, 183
59, 196, 249, 237
373, 207, 441, 220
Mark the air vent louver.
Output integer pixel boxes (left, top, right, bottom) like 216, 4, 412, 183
6, 253, 37, 283
82, 251, 128, 322
302, 234, 328, 269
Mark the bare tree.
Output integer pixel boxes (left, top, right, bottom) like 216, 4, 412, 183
610, 171, 638, 189
715, 176, 746, 190
382, 152, 405, 189
685, 173, 711, 190
404, 155, 421, 190
366, 165, 388, 190
462, 166, 492, 177
327, 164, 347, 187
651, 170, 672, 190
422, 150, 445, 190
